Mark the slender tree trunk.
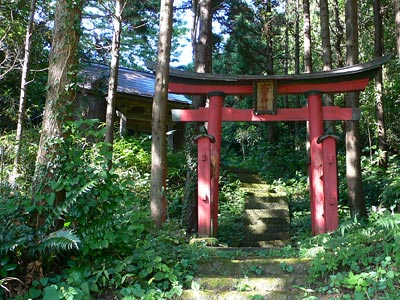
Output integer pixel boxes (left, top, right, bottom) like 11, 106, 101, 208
182, 0, 213, 231
264, 0, 276, 142
105, 0, 124, 170
150, 0, 174, 227
395, 0, 400, 58
192, 0, 212, 76
373, 0, 387, 169
320, 0, 334, 131
333, 0, 344, 67
284, 22, 289, 108
33, 0, 83, 229
35, 0, 83, 175
303, 0, 313, 163
303, 0, 313, 73
294, 0, 301, 133
345, 0, 367, 219
11, 0, 36, 185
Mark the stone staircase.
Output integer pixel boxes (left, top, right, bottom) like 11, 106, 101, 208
181, 249, 311, 300
181, 169, 313, 300
235, 170, 291, 248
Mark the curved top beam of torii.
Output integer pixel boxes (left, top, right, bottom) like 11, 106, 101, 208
159, 55, 390, 95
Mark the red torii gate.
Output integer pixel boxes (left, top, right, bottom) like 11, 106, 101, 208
166, 56, 389, 237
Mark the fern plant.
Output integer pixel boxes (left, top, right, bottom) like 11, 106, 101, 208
308, 207, 400, 299
36, 229, 80, 253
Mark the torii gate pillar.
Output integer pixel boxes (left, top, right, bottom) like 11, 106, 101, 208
307, 91, 325, 234
207, 92, 224, 237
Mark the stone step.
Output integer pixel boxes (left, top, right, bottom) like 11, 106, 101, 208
240, 240, 291, 248
196, 258, 310, 277
241, 232, 291, 245
181, 289, 303, 300
244, 223, 289, 235
181, 256, 312, 300
244, 210, 290, 223
190, 275, 309, 292
245, 196, 289, 210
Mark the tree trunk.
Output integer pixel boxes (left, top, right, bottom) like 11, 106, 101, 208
374, 0, 387, 169
333, 0, 344, 67
345, 0, 367, 219
395, 0, 400, 58
105, 0, 125, 170
182, 0, 213, 231
320, 0, 334, 131
192, 0, 213, 76
294, 0, 301, 133
264, 0, 276, 142
303, 0, 313, 163
303, 0, 313, 73
33, 0, 83, 230
35, 0, 83, 178
150, 0, 174, 227
11, 0, 36, 185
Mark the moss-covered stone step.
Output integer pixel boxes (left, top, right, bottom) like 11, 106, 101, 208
233, 172, 266, 184
181, 289, 304, 300
245, 196, 289, 210
240, 182, 270, 190
196, 257, 311, 277
190, 274, 309, 291
245, 240, 290, 248
241, 232, 290, 245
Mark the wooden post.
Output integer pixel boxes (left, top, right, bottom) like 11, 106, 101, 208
306, 91, 325, 235
207, 92, 224, 237
195, 133, 215, 237
319, 134, 339, 232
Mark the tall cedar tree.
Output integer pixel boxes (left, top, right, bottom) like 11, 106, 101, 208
11, 0, 36, 184
345, 0, 367, 218
396, 0, 400, 58
373, 0, 387, 169
105, 0, 125, 170
303, 0, 313, 73
319, 0, 335, 131
150, 0, 174, 227
34, 0, 84, 228
333, 0, 344, 67
264, 0, 276, 142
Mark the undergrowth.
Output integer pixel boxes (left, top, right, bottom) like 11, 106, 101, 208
0, 121, 203, 300
299, 207, 400, 300
1, 119, 400, 300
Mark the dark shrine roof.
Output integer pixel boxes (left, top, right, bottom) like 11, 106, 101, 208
80, 63, 191, 105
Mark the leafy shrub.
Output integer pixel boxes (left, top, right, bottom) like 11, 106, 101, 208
0, 120, 202, 299
306, 208, 400, 299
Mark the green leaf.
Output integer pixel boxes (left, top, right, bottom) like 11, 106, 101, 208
47, 193, 56, 206
28, 287, 42, 298
387, 270, 395, 279
153, 271, 166, 281
4, 263, 17, 271
43, 285, 62, 300
39, 277, 49, 286
1, 256, 9, 266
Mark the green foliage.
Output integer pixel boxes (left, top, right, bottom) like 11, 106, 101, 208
217, 171, 246, 246
305, 208, 400, 299
0, 128, 39, 189
0, 120, 203, 299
